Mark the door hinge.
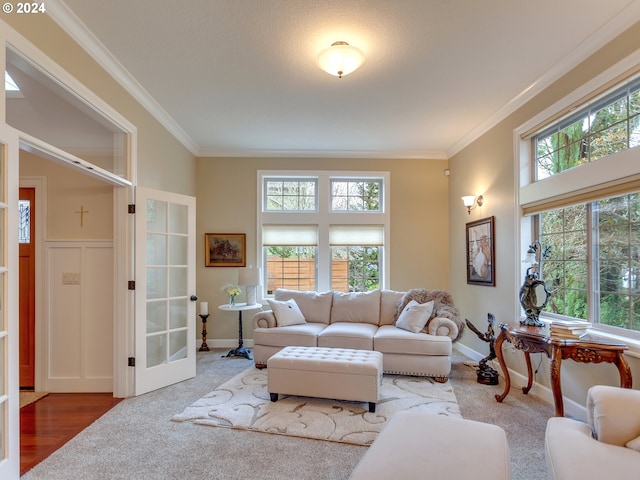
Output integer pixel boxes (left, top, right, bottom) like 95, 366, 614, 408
128, 204, 135, 214
128, 280, 135, 290
128, 357, 135, 367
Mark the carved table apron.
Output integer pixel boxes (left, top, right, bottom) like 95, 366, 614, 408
494, 322, 632, 416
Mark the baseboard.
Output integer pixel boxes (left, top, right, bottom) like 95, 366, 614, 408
454, 343, 587, 421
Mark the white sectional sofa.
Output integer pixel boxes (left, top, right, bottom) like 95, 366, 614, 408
251, 288, 463, 381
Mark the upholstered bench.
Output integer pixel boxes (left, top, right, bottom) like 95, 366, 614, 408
267, 346, 383, 412
349, 411, 512, 480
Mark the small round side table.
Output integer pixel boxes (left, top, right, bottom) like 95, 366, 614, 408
218, 302, 263, 360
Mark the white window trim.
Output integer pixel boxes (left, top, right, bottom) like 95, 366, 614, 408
257, 170, 391, 293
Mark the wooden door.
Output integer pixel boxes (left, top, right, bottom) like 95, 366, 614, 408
19, 187, 36, 389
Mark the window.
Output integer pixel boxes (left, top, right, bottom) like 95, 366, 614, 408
259, 171, 389, 295
264, 178, 317, 211
537, 194, 640, 335
18, 199, 30, 244
518, 58, 640, 340
535, 76, 640, 180
331, 179, 382, 211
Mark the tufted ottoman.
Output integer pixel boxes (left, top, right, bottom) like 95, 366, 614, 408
267, 346, 383, 412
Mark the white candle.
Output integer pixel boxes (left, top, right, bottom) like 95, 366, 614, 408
200, 302, 208, 315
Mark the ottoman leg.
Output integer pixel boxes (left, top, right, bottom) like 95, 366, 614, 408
369, 402, 376, 413
270, 393, 278, 402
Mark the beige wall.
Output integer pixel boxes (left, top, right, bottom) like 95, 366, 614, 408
20, 151, 114, 239
196, 157, 449, 343
3, 15, 196, 195
449, 21, 640, 409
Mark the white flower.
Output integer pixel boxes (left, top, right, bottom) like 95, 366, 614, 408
221, 283, 241, 297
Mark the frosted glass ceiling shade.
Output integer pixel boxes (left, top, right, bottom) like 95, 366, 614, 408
317, 41, 365, 78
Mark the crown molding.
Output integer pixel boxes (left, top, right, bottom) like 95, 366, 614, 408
196, 147, 448, 160
47, 0, 199, 156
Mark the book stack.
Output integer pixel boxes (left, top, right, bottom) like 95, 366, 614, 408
549, 320, 591, 339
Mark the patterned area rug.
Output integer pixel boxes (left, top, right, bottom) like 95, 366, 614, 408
172, 368, 460, 446
20, 391, 49, 408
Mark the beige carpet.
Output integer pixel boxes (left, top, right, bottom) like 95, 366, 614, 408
20, 391, 49, 408
172, 367, 461, 446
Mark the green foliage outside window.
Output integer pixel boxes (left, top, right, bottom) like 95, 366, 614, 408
539, 193, 640, 333
536, 81, 640, 179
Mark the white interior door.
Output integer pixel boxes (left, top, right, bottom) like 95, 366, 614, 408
134, 187, 196, 395
0, 124, 20, 478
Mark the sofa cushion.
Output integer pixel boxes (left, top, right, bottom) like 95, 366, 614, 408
274, 289, 333, 325
317, 322, 377, 350
253, 323, 326, 348
374, 325, 452, 356
396, 300, 434, 333
267, 298, 306, 326
330, 290, 381, 325
626, 435, 640, 451
379, 290, 405, 326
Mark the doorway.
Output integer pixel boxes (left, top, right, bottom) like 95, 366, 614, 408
20, 151, 116, 393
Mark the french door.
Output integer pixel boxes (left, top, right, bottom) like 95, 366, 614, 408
0, 124, 20, 478
134, 187, 196, 395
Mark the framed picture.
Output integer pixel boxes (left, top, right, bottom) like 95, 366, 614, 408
466, 216, 495, 286
205, 233, 246, 267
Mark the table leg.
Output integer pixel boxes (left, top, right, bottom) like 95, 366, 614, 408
550, 345, 564, 417
222, 310, 252, 360
522, 352, 534, 394
615, 352, 633, 388
495, 330, 511, 403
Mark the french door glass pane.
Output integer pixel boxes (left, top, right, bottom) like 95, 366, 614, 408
170, 331, 187, 360
0, 337, 4, 395
169, 299, 187, 329
146, 199, 166, 232
146, 335, 165, 368
146, 300, 166, 334
169, 235, 187, 265
146, 233, 167, 265
168, 203, 187, 234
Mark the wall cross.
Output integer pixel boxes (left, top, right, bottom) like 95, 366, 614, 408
76, 205, 89, 227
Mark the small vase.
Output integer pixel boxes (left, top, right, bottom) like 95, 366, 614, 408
229, 295, 236, 306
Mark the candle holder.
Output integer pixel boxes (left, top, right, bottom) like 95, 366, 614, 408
198, 314, 210, 351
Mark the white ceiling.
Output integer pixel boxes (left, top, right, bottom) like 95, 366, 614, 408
48, 0, 640, 159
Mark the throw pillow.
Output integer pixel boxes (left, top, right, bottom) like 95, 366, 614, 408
267, 298, 306, 327
626, 435, 640, 451
395, 300, 435, 333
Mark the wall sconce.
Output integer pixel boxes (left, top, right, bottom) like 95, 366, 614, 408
461, 195, 484, 214
317, 41, 365, 78
238, 267, 261, 305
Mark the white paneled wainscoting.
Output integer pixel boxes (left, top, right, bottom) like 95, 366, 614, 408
43, 241, 113, 392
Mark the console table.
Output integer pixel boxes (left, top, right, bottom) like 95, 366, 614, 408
218, 303, 262, 360
494, 322, 632, 416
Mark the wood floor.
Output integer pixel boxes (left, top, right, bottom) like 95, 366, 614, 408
20, 393, 122, 476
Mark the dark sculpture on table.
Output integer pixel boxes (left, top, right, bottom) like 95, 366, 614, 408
465, 313, 499, 385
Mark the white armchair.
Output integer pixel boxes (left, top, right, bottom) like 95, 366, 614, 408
545, 385, 640, 480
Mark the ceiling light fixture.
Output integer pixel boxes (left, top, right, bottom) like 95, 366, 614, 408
317, 41, 365, 78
